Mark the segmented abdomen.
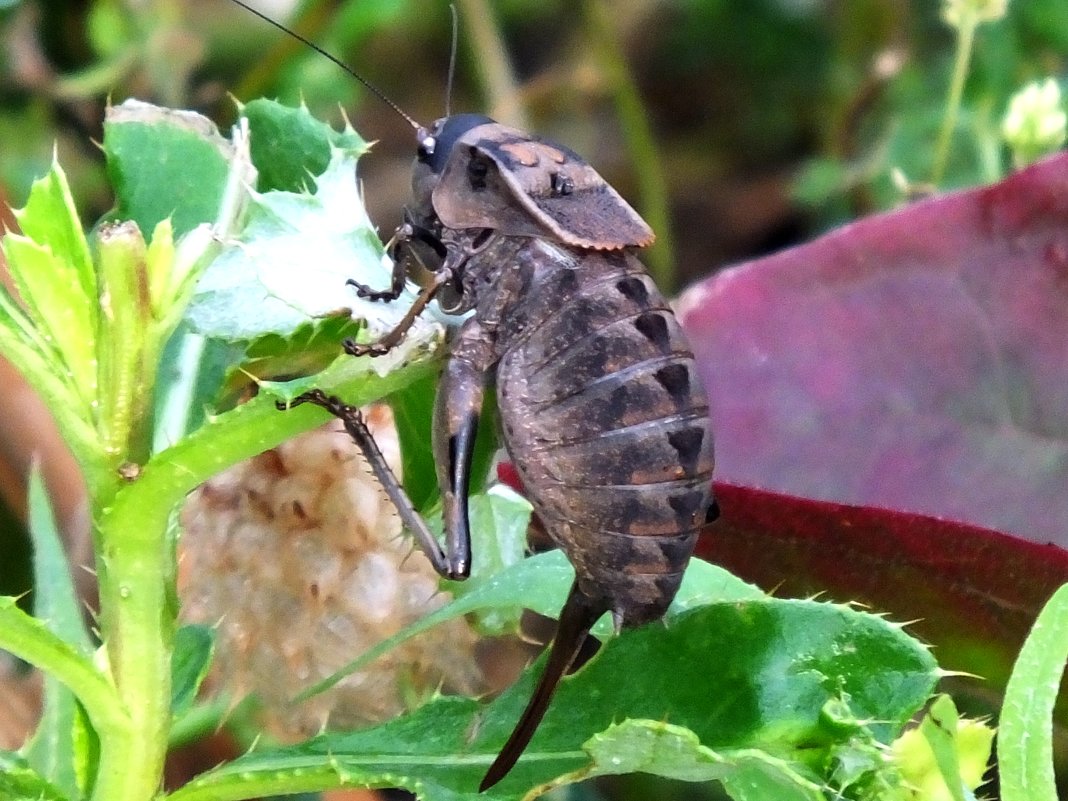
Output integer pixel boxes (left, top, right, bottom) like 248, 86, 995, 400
495, 244, 714, 625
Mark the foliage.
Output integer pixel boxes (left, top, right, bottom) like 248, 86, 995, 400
999, 583, 1068, 801
1, 1, 1066, 799
679, 147, 1068, 701
0, 97, 979, 801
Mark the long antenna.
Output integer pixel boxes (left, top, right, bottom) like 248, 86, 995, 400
229, 0, 421, 130
444, 3, 459, 117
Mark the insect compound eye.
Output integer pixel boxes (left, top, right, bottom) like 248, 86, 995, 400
417, 134, 437, 162
467, 150, 490, 191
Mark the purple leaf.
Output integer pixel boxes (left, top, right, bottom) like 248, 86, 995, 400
698, 482, 1068, 689
679, 153, 1068, 544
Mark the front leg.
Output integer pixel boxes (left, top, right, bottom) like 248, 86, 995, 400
347, 218, 449, 302
432, 316, 498, 579
346, 225, 410, 302
343, 266, 454, 358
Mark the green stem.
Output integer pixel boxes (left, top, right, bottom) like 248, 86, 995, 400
87, 342, 435, 800
931, 18, 977, 186
52, 50, 140, 100
581, 0, 675, 293
80, 567, 168, 792
456, 0, 527, 129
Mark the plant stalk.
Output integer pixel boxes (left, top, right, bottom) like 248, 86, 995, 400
581, 0, 676, 293
90, 481, 176, 801
456, 0, 527, 129
931, 18, 977, 186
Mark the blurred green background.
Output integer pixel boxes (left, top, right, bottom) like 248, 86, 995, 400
2, 0, 1066, 293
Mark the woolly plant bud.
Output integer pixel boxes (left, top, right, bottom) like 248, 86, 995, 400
179, 406, 483, 739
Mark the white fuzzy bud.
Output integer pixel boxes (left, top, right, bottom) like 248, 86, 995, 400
1002, 78, 1067, 168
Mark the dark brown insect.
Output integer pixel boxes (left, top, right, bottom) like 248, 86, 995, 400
235, 1, 717, 789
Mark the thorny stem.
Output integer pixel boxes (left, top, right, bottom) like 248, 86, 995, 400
91, 483, 175, 801
89, 356, 437, 800
582, 0, 676, 294
931, 17, 977, 186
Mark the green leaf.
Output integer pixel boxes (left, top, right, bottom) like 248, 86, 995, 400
461, 486, 535, 631
171, 624, 215, 720
300, 551, 763, 703
0, 279, 100, 471
187, 99, 446, 375
241, 97, 368, 193
999, 582, 1068, 801
168, 698, 234, 751
295, 548, 569, 702
237, 316, 363, 381
0, 237, 95, 413
589, 557, 763, 639
920, 695, 966, 801
152, 324, 231, 444
104, 100, 233, 238
0, 264, 98, 468
0, 598, 124, 744
4, 160, 98, 410
0, 750, 70, 801
388, 376, 499, 514
470, 601, 935, 794
169, 599, 937, 801
0, 251, 54, 359
10, 157, 94, 303
23, 467, 95, 801
25, 467, 92, 653
890, 694, 994, 801
185, 152, 412, 342
388, 371, 443, 511
145, 217, 181, 322
572, 720, 824, 800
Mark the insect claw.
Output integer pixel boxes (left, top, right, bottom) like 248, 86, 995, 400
343, 338, 389, 358
346, 277, 400, 303
346, 279, 373, 297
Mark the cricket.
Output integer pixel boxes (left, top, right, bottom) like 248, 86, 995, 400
232, 0, 718, 788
